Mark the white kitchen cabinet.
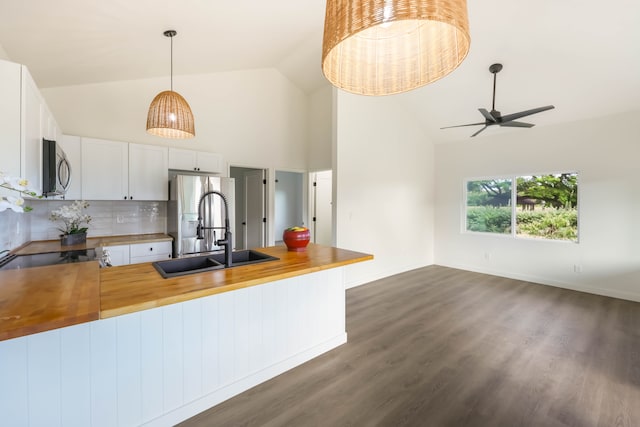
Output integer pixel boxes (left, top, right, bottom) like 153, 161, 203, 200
21, 67, 43, 196
168, 148, 224, 174
81, 138, 129, 200
102, 244, 130, 267
0, 59, 21, 181
103, 241, 172, 266
129, 241, 172, 264
128, 143, 168, 201
0, 60, 60, 199
81, 138, 167, 201
57, 135, 82, 200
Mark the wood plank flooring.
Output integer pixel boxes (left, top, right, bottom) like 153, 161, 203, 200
179, 266, 640, 427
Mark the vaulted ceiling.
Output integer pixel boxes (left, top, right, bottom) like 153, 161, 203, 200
1, 0, 638, 142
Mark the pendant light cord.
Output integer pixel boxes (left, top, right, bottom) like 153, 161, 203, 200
170, 34, 173, 92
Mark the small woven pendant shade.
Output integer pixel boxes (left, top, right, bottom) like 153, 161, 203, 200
322, 0, 471, 96
146, 90, 195, 139
146, 30, 195, 139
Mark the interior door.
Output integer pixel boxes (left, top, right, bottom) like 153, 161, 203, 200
244, 169, 266, 249
313, 170, 333, 245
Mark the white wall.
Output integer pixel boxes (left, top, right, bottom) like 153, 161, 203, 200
435, 110, 640, 301
41, 68, 308, 172
335, 91, 435, 288
308, 85, 332, 171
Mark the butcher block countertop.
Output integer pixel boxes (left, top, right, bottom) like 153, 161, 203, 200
100, 244, 373, 318
13, 233, 172, 255
0, 243, 372, 341
0, 262, 100, 341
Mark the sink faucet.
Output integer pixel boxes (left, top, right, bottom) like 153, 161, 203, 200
196, 190, 232, 267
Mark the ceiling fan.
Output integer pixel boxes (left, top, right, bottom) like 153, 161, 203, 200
441, 63, 555, 137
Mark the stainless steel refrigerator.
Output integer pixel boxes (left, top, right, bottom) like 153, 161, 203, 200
168, 174, 235, 258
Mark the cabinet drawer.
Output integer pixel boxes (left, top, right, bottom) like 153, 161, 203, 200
129, 253, 172, 265
129, 241, 172, 258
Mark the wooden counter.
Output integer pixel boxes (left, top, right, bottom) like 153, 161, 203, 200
0, 243, 372, 341
100, 244, 373, 318
13, 233, 172, 255
0, 262, 100, 341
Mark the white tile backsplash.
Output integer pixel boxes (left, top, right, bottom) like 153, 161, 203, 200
29, 199, 167, 241
0, 209, 31, 253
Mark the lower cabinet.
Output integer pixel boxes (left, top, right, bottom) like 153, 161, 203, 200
103, 241, 172, 267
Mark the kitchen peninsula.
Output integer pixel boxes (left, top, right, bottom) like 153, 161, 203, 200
0, 243, 372, 427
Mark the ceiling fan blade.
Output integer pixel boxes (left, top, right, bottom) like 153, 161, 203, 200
440, 122, 486, 129
471, 126, 488, 137
500, 105, 555, 122
499, 121, 534, 128
479, 108, 496, 122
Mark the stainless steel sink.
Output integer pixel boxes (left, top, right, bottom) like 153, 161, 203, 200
153, 250, 279, 278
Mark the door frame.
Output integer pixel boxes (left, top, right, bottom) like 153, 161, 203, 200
229, 164, 269, 248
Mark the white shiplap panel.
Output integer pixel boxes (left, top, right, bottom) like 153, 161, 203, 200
286, 277, 304, 354
183, 299, 203, 403
140, 308, 164, 422
163, 303, 184, 412
90, 318, 118, 427
233, 288, 250, 380
248, 285, 263, 373
60, 324, 91, 427
28, 330, 62, 427
0, 336, 29, 427
117, 314, 142, 427
201, 294, 220, 394
261, 281, 277, 368
217, 291, 235, 386
273, 278, 289, 362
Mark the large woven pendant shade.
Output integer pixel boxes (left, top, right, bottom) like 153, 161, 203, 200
322, 0, 471, 96
146, 30, 195, 139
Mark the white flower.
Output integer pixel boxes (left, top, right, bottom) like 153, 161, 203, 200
0, 171, 38, 213
0, 196, 25, 213
50, 200, 91, 234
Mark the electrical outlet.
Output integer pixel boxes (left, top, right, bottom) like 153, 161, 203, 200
573, 264, 583, 273
484, 252, 491, 261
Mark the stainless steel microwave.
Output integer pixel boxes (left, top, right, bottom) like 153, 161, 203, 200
42, 138, 71, 197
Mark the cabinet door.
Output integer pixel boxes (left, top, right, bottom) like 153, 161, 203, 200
196, 152, 223, 174
0, 60, 21, 181
168, 148, 197, 171
58, 135, 82, 200
81, 138, 128, 200
103, 245, 130, 266
129, 143, 168, 200
21, 68, 43, 196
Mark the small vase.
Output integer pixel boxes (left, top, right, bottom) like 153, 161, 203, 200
283, 228, 311, 252
60, 232, 87, 247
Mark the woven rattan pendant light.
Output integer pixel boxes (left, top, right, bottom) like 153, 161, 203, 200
322, 0, 471, 96
146, 30, 195, 139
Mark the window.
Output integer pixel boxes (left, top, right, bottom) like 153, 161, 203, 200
465, 173, 578, 242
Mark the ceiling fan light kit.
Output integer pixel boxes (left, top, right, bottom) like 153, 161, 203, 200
322, 0, 471, 96
146, 30, 196, 139
441, 63, 555, 137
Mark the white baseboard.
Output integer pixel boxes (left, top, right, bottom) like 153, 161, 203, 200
437, 262, 640, 303
142, 333, 348, 427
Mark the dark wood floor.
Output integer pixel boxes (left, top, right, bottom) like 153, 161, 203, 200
179, 266, 640, 427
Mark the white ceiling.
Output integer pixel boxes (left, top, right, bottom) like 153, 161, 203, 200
1, 0, 639, 142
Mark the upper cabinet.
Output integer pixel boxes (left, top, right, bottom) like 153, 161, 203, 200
0, 60, 21, 180
129, 143, 168, 200
0, 60, 60, 197
81, 137, 168, 201
169, 148, 224, 174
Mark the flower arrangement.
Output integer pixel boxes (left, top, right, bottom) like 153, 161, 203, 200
0, 171, 39, 212
49, 200, 92, 235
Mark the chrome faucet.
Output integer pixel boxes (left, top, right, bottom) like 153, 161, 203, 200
196, 190, 232, 267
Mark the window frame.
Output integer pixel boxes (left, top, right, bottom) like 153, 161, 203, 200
463, 171, 580, 243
